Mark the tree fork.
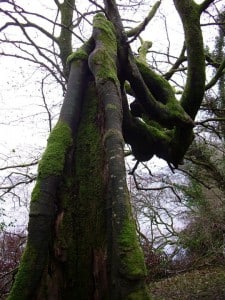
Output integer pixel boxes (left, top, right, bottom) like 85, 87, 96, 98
7, 44, 92, 300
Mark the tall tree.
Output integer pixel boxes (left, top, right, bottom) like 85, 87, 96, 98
1, 0, 224, 299
177, 6, 225, 266
214, 8, 225, 140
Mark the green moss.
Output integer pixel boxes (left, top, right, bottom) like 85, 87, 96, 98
30, 122, 72, 203
166, 99, 190, 121
38, 121, 72, 179
76, 88, 104, 198
118, 218, 147, 280
127, 287, 151, 300
138, 40, 152, 65
136, 59, 174, 105
136, 59, 193, 126
135, 118, 170, 142
67, 48, 88, 64
148, 123, 170, 142
93, 13, 117, 47
55, 82, 106, 298
72, 85, 105, 293
124, 81, 134, 96
91, 49, 118, 83
106, 103, 118, 110
31, 180, 41, 202
91, 14, 118, 85
7, 244, 39, 300
124, 116, 171, 162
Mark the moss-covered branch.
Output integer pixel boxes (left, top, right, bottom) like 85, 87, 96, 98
174, 0, 205, 119
126, 50, 194, 129
57, 0, 75, 78
7, 45, 92, 300
137, 40, 152, 65
103, 0, 195, 167
59, 40, 93, 134
122, 91, 173, 162
8, 121, 73, 300
89, 13, 150, 299
164, 0, 206, 166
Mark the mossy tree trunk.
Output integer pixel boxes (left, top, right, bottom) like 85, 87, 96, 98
8, 14, 149, 300
8, 0, 208, 299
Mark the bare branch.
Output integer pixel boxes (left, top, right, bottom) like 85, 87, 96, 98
0, 52, 66, 92
41, 77, 52, 132
132, 173, 182, 202
173, 0, 205, 119
126, 1, 161, 40
199, 0, 215, 13
0, 161, 38, 171
206, 58, 225, 90
195, 117, 225, 125
163, 43, 186, 80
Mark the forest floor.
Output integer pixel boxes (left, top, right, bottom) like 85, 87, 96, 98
149, 266, 225, 299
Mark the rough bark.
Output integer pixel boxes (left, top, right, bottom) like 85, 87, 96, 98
8, 1, 209, 298
8, 13, 150, 300
171, 0, 206, 165
57, 0, 75, 78
89, 14, 150, 299
7, 42, 94, 300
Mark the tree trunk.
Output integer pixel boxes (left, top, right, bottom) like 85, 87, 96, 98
8, 0, 206, 296
8, 14, 149, 300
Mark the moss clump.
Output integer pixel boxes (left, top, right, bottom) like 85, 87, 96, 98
125, 117, 171, 162
136, 59, 193, 126
93, 13, 117, 49
31, 180, 41, 202
67, 48, 88, 64
138, 40, 152, 65
30, 122, 72, 203
133, 117, 170, 142
38, 121, 72, 179
118, 218, 147, 280
90, 48, 118, 83
90, 13, 118, 85
136, 59, 174, 105
166, 100, 192, 124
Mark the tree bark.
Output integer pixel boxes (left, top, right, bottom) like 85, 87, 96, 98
8, 14, 150, 300
8, 1, 209, 298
